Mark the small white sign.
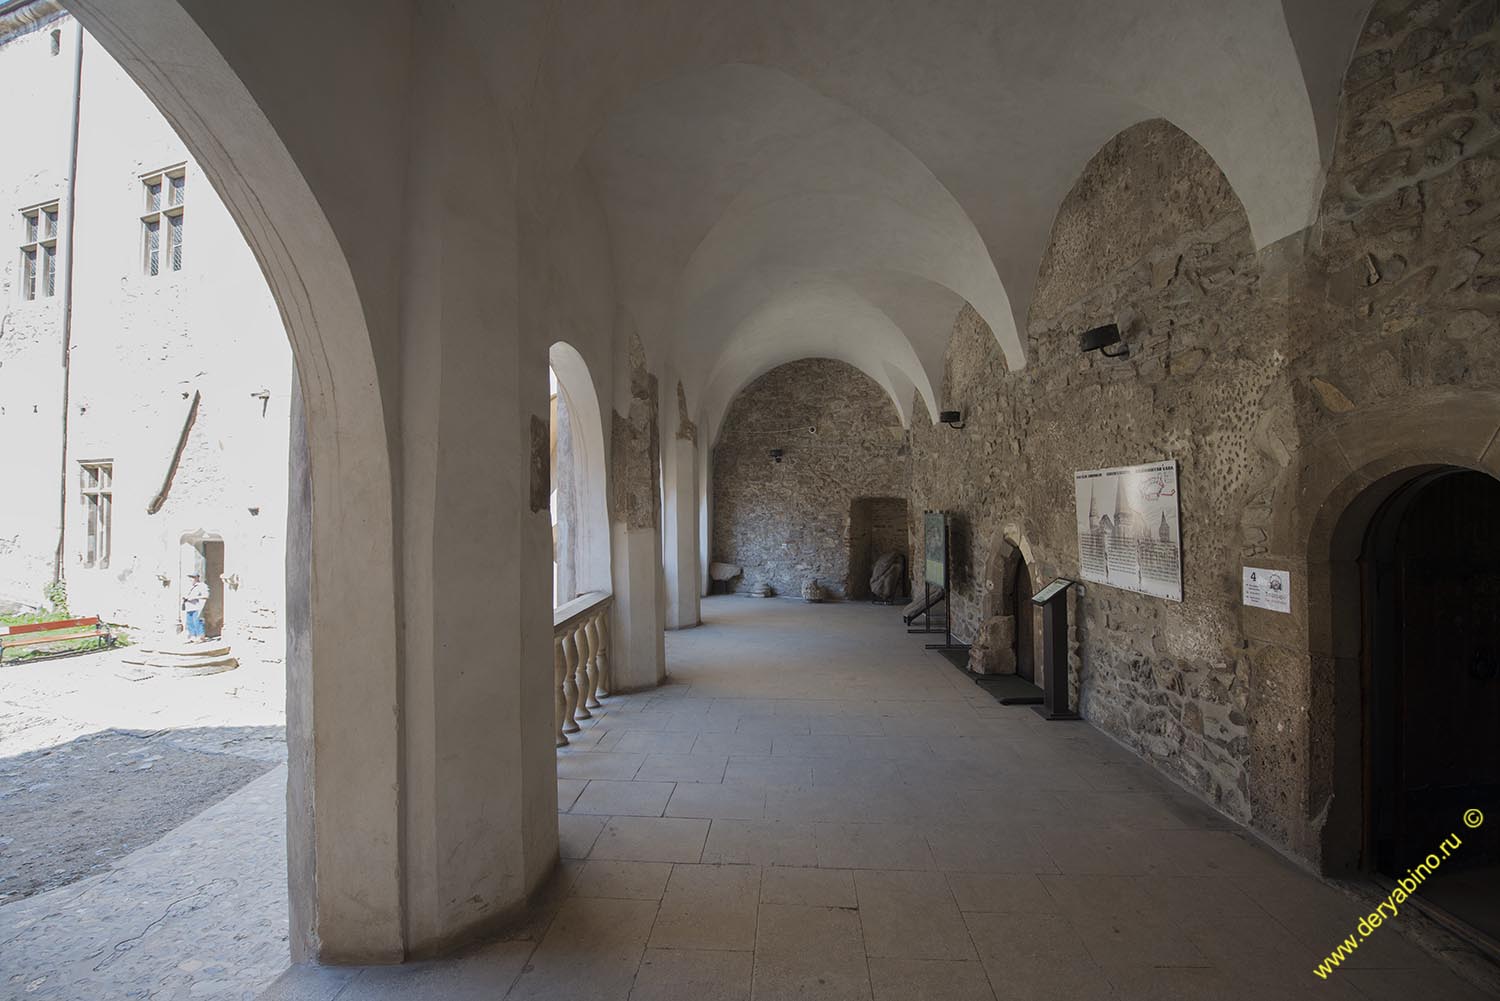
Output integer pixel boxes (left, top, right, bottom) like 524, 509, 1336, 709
1242, 567, 1291, 613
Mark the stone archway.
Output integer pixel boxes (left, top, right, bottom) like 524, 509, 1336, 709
968, 528, 1041, 680
61, 0, 404, 963
1258, 390, 1500, 872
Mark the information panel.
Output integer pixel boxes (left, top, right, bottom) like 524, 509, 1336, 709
924, 511, 947, 586
1031, 578, 1071, 605
1242, 567, 1291, 613
1073, 460, 1182, 602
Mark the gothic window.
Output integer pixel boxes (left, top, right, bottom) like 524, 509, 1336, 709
18, 201, 59, 301
80, 461, 113, 568
141, 167, 186, 275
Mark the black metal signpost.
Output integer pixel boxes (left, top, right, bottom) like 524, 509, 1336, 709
1031, 578, 1081, 720
922, 511, 969, 667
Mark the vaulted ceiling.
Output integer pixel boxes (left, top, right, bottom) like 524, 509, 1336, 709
460, 0, 1373, 436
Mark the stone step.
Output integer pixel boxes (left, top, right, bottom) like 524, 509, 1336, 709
119, 653, 240, 676
123, 642, 232, 660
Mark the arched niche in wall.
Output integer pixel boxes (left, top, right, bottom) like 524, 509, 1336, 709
971, 529, 1042, 683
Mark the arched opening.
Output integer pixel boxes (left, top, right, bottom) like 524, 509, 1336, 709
710, 358, 907, 600
1323, 464, 1500, 947
549, 342, 611, 604
1010, 550, 1035, 684
41, 0, 404, 967
1359, 468, 1500, 943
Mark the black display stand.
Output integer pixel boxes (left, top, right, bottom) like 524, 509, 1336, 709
905, 583, 945, 634
923, 512, 969, 668
1031, 578, 1081, 721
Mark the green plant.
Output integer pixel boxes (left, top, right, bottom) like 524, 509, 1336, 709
42, 579, 69, 615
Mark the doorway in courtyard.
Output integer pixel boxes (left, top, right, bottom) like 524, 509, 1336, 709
1360, 467, 1500, 948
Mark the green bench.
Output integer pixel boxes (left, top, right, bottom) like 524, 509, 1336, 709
0, 615, 115, 663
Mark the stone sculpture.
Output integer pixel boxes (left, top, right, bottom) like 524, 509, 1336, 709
801, 579, 826, 602
870, 551, 906, 601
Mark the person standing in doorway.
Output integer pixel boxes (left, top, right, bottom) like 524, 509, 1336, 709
183, 572, 210, 642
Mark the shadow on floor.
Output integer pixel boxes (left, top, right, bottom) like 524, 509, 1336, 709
0, 724, 284, 903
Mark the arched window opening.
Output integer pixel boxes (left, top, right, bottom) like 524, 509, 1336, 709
548, 343, 611, 608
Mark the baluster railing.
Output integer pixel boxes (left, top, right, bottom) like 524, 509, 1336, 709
552, 591, 613, 747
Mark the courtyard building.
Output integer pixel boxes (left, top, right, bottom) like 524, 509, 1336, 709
0, 1, 291, 657
1, 0, 1499, 997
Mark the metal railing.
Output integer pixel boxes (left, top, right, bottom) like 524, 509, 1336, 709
552, 591, 612, 747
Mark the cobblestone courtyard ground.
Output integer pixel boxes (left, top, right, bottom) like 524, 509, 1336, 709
0, 646, 290, 1001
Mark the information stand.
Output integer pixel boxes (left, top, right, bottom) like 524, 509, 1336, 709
921, 511, 969, 667
1031, 578, 1081, 721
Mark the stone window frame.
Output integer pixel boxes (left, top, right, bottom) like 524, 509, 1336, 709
18, 200, 60, 302
140, 164, 187, 277
79, 459, 113, 569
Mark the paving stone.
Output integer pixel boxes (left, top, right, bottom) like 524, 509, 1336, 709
855, 869, 975, 960
752, 903, 871, 1001
648, 864, 761, 951
760, 866, 857, 908
867, 957, 997, 1001
629, 948, 752, 1001
572, 779, 676, 817
569, 860, 673, 901
590, 817, 710, 863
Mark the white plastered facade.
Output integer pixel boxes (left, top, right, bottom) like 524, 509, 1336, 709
0, 11, 291, 652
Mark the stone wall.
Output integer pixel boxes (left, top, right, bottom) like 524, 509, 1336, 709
907, 0, 1500, 852
713, 359, 909, 599
1275, 0, 1500, 860
910, 120, 1270, 820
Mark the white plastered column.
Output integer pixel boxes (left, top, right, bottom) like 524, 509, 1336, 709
662, 377, 701, 630
608, 333, 667, 689
394, 9, 557, 955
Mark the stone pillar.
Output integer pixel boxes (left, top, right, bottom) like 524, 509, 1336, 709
393, 8, 556, 955
662, 380, 701, 629
609, 332, 666, 689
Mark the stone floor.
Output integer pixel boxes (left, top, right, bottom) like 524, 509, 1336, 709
0, 644, 290, 1000
263, 597, 1498, 1001
0, 764, 289, 1001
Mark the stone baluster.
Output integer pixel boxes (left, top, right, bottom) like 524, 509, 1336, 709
594, 609, 611, 696
553, 634, 569, 748
572, 619, 593, 721
562, 628, 582, 734
582, 614, 603, 710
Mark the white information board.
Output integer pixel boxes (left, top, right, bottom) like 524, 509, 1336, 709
1242, 567, 1291, 613
1031, 578, 1071, 605
1074, 461, 1182, 602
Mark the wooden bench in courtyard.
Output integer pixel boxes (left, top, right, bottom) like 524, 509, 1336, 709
0, 616, 115, 664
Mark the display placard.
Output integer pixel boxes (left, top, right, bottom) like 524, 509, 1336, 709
923, 512, 946, 586
1074, 460, 1182, 602
1242, 567, 1291, 613
1031, 578, 1071, 605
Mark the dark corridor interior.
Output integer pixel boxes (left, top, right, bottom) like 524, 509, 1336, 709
1364, 469, 1500, 947
1011, 553, 1035, 683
